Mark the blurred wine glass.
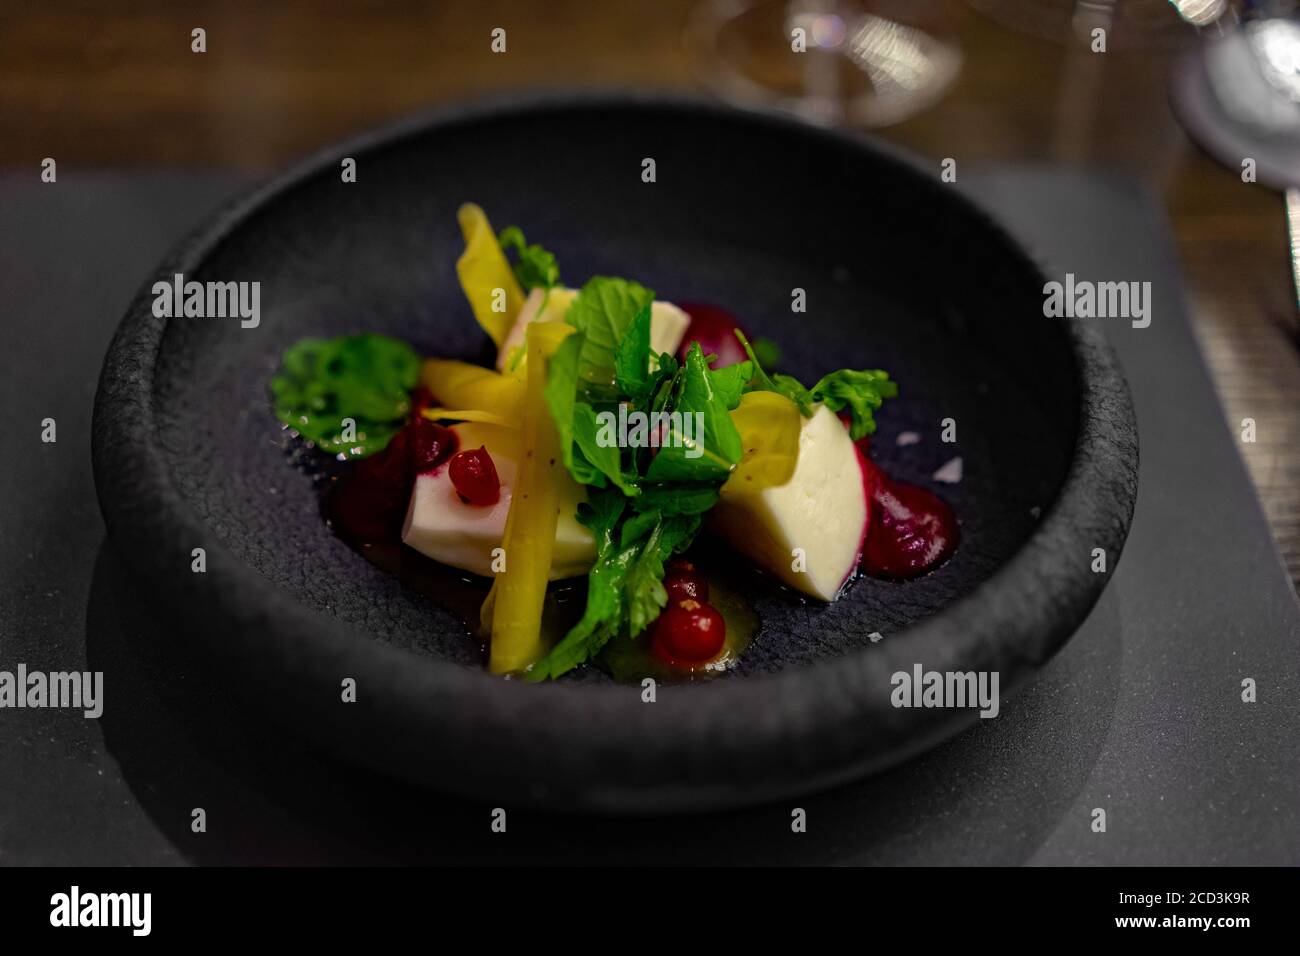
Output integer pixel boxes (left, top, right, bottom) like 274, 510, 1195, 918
1170, 0, 1300, 337
965, 0, 1227, 48
685, 0, 964, 126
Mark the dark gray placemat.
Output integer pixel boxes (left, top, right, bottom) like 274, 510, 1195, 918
0, 168, 1295, 865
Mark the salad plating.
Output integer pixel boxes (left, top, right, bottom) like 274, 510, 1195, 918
271, 204, 958, 680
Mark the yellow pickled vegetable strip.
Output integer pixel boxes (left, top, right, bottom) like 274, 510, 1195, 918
420, 407, 516, 428
483, 321, 574, 674
495, 287, 581, 373
456, 203, 525, 348
722, 391, 802, 496
420, 358, 524, 419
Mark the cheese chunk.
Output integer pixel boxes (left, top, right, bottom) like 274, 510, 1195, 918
709, 406, 870, 600
401, 422, 595, 579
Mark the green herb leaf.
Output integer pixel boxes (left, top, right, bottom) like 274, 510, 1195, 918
706, 359, 754, 409
732, 330, 813, 412
526, 493, 698, 680
623, 512, 700, 638
572, 401, 639, 495
619, 507, 660, 547
542, 331, 589, 479
497, 225, 560, 292
565, 277, 655, 400
613, 303, 653, 404
526, 487, 630, 680
750, 336, 782, 369
734, 329, 897, 437
545, 327, 639, 494
270, 333, 420, 458
644, 343, 744, 483
809, 368, 899, 439
630, 483, 721, 516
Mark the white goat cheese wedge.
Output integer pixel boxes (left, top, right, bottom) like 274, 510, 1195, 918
709, 405, 871, 600
401, 421, 594, 579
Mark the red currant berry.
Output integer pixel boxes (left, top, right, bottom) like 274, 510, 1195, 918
448, 445, 500, 506
664, 574, 708, 603
652, 599, 726, 663
663, 558, 709, 603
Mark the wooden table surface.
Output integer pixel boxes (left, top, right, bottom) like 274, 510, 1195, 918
3, 0, 1296, 587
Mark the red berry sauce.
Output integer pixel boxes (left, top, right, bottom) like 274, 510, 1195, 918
856, 437, 959, 580
326, 417, 456, 545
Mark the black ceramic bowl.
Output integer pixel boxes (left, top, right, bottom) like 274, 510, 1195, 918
92, 94, 1137, 813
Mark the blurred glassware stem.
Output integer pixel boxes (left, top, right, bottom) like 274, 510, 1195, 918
686, 0, 962, 127
1205, 3, 1300, 335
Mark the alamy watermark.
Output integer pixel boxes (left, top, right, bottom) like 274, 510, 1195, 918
0, 664, 103, 718
152, 272, 260, 328
1043, 273, 1151, 329
595, 406, 706, 458
50, 886, 150, 936
891, 664, 1000, 718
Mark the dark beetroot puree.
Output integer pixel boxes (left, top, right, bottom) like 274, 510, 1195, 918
856, 438, 959, 580
326, 417, 456, 544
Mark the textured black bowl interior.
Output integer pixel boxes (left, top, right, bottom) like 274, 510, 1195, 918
93, 95, 1137, 812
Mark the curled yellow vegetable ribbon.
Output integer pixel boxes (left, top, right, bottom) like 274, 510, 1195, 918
420, 407, 516, 428
456, 203, 525, 349
420, 358, 524, 420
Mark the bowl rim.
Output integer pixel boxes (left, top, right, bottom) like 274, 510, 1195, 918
92, 91, 1139, 813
